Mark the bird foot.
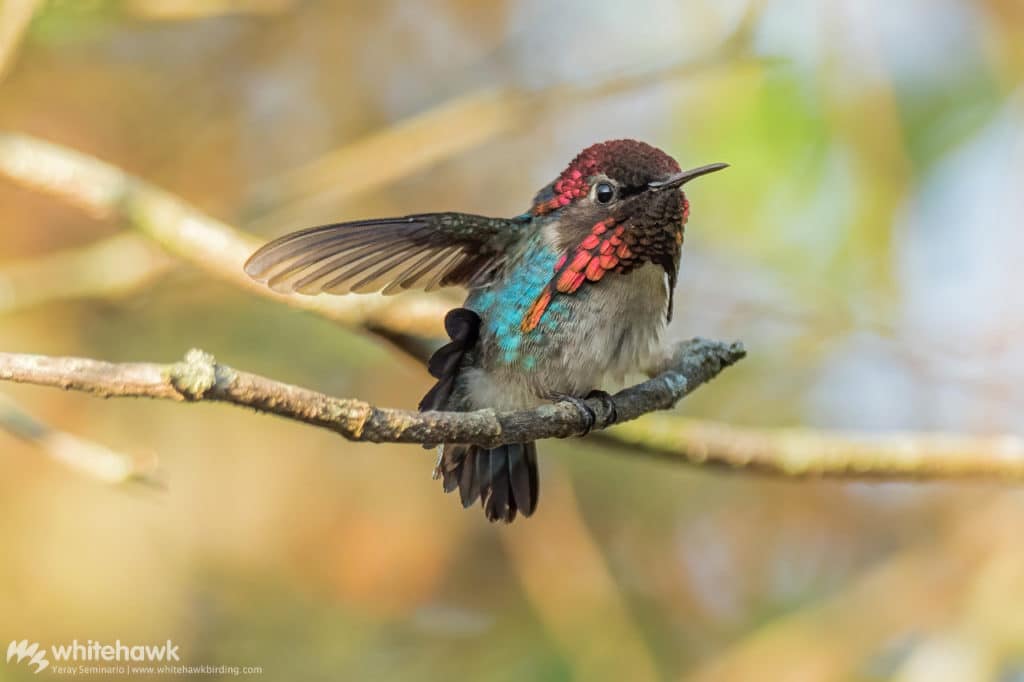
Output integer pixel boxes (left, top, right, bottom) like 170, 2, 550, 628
585, 389, 618, 425
549, 391, 619, 435
549, 393, 597, 436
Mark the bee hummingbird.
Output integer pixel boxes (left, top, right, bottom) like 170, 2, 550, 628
245, 139, 727, 523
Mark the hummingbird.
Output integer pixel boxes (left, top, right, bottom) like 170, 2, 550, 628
245, 139, 727, 523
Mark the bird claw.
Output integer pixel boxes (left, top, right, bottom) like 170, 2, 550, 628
550, 393, 597, 436
431, 445, 444, 480
585, 389, 618, 425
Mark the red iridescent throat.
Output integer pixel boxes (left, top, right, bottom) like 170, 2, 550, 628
521, 218, 635, 332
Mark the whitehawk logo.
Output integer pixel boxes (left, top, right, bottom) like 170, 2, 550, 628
6, 640, 50, 674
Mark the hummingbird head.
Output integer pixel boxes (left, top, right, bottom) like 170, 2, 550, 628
530, 139, 727, 255
519, 140, 726, 329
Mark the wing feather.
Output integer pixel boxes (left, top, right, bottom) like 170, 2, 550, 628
381, 249, 449, 295
245, 213, 527, 296
350, 247, 451, 294
422, 250, 471, 291
322, 247, 420, 294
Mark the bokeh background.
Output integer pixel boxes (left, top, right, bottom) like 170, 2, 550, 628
2, 0, 1024, 680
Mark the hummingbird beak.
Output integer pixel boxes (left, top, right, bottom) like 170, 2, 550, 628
647, 163, 729, 191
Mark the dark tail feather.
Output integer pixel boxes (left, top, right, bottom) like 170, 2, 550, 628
458, 447, 478, 505
485, 449, 510, 522
508, 442, 538, 516
421, 308, 540, 522
438, 442, 539, 523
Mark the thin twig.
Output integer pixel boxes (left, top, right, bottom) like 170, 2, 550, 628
0, 393, 160, 485
608, 415, 1024, 480
248, 12, 767, 231
248, 89, 526, 232
0, 339, 744, 449
0, 0, 41, 84
124, 0, 298, 20
0, 233, 172, 315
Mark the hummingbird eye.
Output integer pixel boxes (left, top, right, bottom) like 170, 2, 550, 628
594, 182, 616, 204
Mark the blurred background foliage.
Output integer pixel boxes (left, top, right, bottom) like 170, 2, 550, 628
2, 1, 1024, 680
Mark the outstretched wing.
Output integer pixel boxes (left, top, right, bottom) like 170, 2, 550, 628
244, 213, 528, 296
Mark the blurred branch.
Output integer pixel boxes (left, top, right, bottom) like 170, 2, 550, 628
249, 89, 526, 232
249, 6, 767, 230
608, 415, 1024, 480
0, 339, 743, 449
502, 475, 660, 681
0, 233, 172, 314
0, 132, 450, 338
0, 393, 159, 485
124, 0, 297, 20
559, 0, 766, 99
686, 498, 1018, 682
0, 0, 41, 84
0, 8, 766, 324
0, 1, 766, 323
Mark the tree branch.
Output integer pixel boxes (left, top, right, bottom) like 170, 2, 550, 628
607, 414, 1024, 480
0, 393, 160, 485
0, 339, 744, 449
5, 342, 1024, 481
0, 0, 41, 84
0, 234, 172, 315
0, 132, 451, 338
